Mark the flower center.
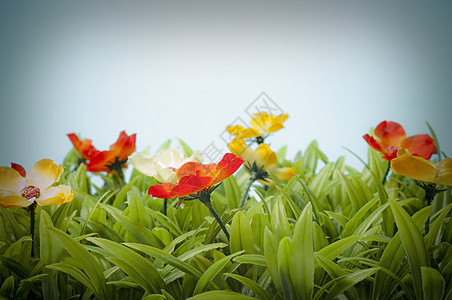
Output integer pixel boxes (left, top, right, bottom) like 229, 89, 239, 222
21, 185, 41, 199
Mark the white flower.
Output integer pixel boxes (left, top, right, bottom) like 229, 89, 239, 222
130, 148, 203, 183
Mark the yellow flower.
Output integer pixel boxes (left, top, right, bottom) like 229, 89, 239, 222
390, 148, 452, 186
0, 159, 74, 209
228, 138, 297, 181
226, 112, 289, 139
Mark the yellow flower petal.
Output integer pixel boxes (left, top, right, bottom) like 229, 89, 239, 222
37, 185, 74, 206
0, 166, 25, 195
0, 195, 32, 208
436, 158, 452, 186
249, 112, 288, 136
239, 128, 261, 139
390, 149, 437, 183
254, 144, 277, 168
26, 159, 64, 191
228, 138, 249, 157
226, 125, 247, 136
272, 167, 297, 180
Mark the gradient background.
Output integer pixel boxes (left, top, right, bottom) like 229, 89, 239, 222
1, 1, 451, 171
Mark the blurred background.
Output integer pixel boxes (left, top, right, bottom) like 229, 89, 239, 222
1, 0, 451, 171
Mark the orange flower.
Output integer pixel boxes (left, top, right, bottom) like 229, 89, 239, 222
363, 121, 436, 161
67, 133, 99, 160
86, 131, 136, 173
148, 153, 244, 199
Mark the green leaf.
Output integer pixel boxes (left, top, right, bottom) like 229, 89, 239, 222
264, 228, 281, 292
230, 211, 254, 254
0, 256, 31, 279
187, 290, 256, 300
46, 227, 108, 300
278, 237, 294, 300
290, 203, 314, 300
270, 197, 291, 241
422, 267, 445, 300
222, 175, 241, 209
177, 138, 194, 157
225, 273, 272, 300
315, 254, 359, 300
324, 268, 378, 300
389, 199, 430, 300
192, 251, 244, 295
87, 237, 165, 294
124, 243, 203, 280
373, 206, 431, 300
47, 263, 96, 296
233, 254, 266, 267
0, 276, 14, 298
316, 235, 361, 262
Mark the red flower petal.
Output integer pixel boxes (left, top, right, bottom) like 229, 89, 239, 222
176, 162, 216, 181
363, 134, 385, 153
374, 121, 406, 149
67, 133, 98, 160
85, 131, 136, 173
148, 153, 244, 199
210, 153, 245, 185
148, 175, 213, 199
401, 134, 436, 160
148, 182, 177, 199
11, 163, 26, 177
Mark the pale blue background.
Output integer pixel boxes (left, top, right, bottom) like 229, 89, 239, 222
1, 1, 451, 171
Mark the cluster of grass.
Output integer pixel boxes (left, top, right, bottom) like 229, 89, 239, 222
1, 140, 451, 300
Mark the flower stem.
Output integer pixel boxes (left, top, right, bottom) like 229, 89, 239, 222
382, 161, 391, 186
112, 169, 124, 190
239, 177, 255, 208
205, 201, 230, 240
424, 188, 437, 235
163, 199, 168, 215
29, 202, 37, 257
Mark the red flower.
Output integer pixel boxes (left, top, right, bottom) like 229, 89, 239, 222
148, 153, 244, 199
363, 121, 436, 161
67, 133, 99, 160
85, 131, 136, 173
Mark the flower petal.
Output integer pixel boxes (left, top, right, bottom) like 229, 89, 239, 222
176, 162, 216, 181
228, 138, 250, 157
148, 175, 213, 199
109, 131, 137, 160
37, 185, 74, 206
272, 167, 297, 180
239, 128, 261, 139
0, 195, 32, 208
363, 134, 385, 154
374, 121, 406, 149
87, 131, 136, 172
253, 144, 277, 168
210, 153, 244, 184
148, 182, 176, 199
11, 163, 26, 177
0, 166, 25, 195
390, 148, 437, 183
26, 159, 64, 191
67, 133, 98, 159
170, 175, 213, 197
130, 152, 157, 177
436, 158, 452, 186
226, 125, 247, 137
401, 134, 436, 160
